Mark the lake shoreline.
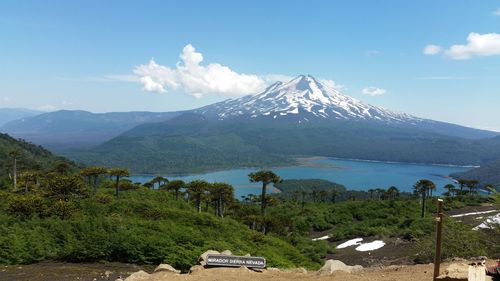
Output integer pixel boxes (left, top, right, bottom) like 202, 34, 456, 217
130, 156, 477, 178
131, 157, 470, 198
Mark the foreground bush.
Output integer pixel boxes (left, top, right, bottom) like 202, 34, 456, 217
0, 189, 316, 271
412, 219, 488, 263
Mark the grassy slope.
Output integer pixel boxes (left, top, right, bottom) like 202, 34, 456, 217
0, 189, 316, 271
0, 133, 75, 178
66, 120, 500, 174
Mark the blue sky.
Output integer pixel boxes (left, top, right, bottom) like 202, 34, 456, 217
1, 1, 500, 130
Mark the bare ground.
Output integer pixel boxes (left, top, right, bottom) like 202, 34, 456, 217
2, 261, 499, 281
0, 262, 153, 281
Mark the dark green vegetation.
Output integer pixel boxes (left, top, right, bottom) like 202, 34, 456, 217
452, 159, 500, 191
274, 179, 392, 202
245, 177, 500, 263
0, 137, 498, 270
1, 110, 182, 151
0, 176, 318, 271
0, 133, 76, 185
66, 113, 500, 174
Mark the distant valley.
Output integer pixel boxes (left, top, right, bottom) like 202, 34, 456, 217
0, 108, 42, 127
1, 110, 182, 151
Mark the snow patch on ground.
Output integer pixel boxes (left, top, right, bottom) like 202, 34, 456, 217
355, 240, 386, 252
336, 238, 363, 249
473, 213, 500, 230
312, 235, 330, 241
450, 210, 499, 218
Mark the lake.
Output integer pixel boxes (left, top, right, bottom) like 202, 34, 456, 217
130, 158, 471, 199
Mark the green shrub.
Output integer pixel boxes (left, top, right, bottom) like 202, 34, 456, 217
49, 200, 75, 220
94, 193, 113, 204
6, 195, 45, 219
412, 219, 487, 263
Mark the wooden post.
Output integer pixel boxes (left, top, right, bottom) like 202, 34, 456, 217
433, 198, 444, 281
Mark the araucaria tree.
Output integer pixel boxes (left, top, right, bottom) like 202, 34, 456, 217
165, 180, 186, 200
150, 176, 168, 189
248, 170, 282, 219
211, 182, 234, 218
80, 166, 108, 194
20, 171, 37, 193
8, 150, 21, 190
465, 180, 479, 196
483, 184, 496, 195
108, 168, 130, 196
444, 183, 455, 197
386, 186, 400, 200
414, 179, 435, 218
187, 180, 209, 213
44, 174, 87, 200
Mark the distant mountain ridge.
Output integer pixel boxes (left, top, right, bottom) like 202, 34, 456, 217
1, 110, 183, 150
65, 75, 500, 174
0, 108, 42, 127
2, 75, 496, 154
194, 74, 496, 140
196, 75, 420, 123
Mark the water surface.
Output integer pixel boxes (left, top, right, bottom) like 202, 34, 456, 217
131, 158, 470, 199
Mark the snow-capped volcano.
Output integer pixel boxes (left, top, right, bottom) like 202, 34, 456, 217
196, 75, 420, 123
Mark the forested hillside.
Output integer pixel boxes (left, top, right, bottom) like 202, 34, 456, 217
0, 133, 76, 185
452, 159, 500, 190
67, 118, 500, 174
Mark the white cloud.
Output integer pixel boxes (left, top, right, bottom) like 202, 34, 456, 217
362, 87, 386, 96
320, 79, 345, 90
493, 8, 500, 16
37, 105, 56, 111
2, 97, 11, 103
364, 50, 381, 57
443, 33, 500, 60
133, 44, 267, 97
423, 44, 442, 55
104, 74, 140, 82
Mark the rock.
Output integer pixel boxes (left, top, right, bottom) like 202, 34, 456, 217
198, 250, 220, 266
115, 279, 123, 281
285, 267, 308, 274
154, 264, 180, 274
104, 270, 112, 278
123, 270, 151, 281
189, 265, 205, 274
317, 260, 363, 275
249, 267, 265, 273
221, 250, 233, 255
436, 263, 469, 281
267, 267, 281, 272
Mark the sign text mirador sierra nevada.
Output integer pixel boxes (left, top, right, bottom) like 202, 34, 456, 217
206, 254, 266, 268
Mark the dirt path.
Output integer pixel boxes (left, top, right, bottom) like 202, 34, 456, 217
4, 261, 499, 281
0, 262, 153, 281
182, 265, 436, 281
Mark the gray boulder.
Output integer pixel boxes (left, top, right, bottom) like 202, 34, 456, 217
123, 270, 151, 281
154, 264, 180, 274
198, 250, 221, 266
436, 263, 493, 281
317, 260, 363, 275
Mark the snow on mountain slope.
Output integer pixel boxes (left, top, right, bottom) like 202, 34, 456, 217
196, 75, 421, 123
